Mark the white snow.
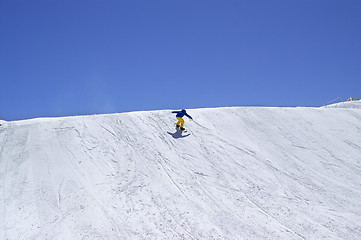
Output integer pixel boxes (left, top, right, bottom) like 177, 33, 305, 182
1, 104, 361, 239
324, 99, 361, 109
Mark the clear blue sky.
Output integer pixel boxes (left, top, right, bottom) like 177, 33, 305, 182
1, 0, 361, 121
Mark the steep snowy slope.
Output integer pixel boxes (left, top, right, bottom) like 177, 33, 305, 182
1, 105, 361, 239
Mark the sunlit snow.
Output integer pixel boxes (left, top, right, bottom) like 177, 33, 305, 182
1, 103, 361, 239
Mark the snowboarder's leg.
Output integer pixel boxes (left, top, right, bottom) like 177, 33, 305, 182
176, 117, 184, 128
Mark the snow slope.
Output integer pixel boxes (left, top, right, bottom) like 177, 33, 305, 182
324, 99, 361, 109
1, 105, 361, 239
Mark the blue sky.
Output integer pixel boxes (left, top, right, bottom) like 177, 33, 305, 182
1, 0, 361, 121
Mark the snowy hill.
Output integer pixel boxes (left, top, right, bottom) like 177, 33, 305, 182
324, 99, 361, 109
1, 105, 361, 239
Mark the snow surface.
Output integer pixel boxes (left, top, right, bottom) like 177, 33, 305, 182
1, 105, 361, 239
324, 99, 361, 109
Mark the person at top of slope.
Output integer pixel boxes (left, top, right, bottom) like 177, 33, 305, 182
172, 109, 193, 131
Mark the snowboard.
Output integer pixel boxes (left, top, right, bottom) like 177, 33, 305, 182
175, 124, 187, 132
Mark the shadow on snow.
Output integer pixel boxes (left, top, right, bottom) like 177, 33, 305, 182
167, 129, 191, 139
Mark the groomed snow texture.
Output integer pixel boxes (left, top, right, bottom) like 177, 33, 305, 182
1, 104, 361, 239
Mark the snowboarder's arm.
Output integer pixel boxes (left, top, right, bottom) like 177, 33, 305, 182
172, 111, 180, 114
185, 113, 193, 119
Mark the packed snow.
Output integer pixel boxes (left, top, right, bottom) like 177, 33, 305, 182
1, 104, 361, 239
324, 99, 361, 109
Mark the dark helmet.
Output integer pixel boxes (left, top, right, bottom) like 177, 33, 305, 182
181, 109, 186, 112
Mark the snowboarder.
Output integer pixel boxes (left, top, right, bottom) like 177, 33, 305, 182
172, 109, 193, 131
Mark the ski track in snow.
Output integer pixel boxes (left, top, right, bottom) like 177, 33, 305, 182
1, 104, 361, 239
0, 123, 12, 240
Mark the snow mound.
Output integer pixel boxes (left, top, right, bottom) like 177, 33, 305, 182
1, 107, 361, 239
324, 99, 361, 109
